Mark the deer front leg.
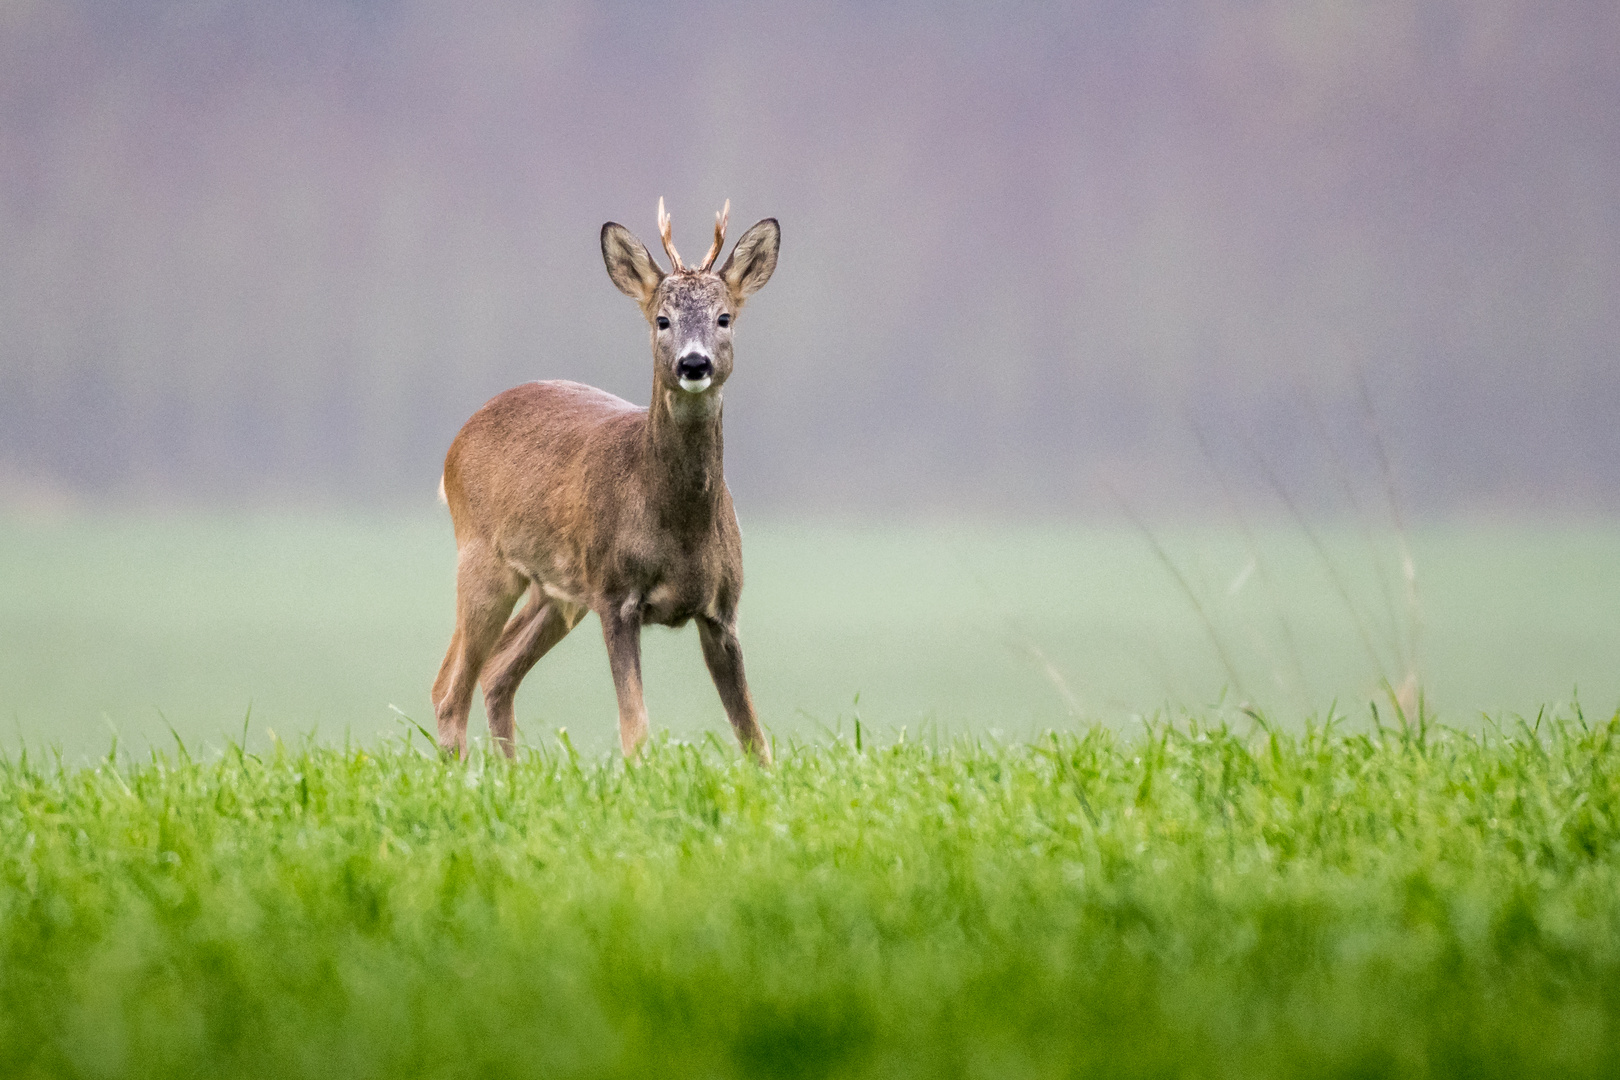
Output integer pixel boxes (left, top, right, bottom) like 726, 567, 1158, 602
599, 600, 650, 758
697, 615, 772, 765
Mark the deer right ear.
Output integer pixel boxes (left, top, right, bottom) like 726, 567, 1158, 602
601, 223, 665, 304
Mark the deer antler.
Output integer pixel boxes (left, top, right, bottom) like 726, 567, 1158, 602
657, 197, 685, 273
698, 199, 730, 272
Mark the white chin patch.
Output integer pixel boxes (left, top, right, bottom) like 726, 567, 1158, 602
678, 376, 712, 394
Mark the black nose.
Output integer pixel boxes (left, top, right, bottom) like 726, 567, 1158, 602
676, 353, 713, 381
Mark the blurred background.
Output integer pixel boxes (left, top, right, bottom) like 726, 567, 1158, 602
2, 0, 1618, 756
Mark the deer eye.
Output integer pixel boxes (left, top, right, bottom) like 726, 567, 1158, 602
656, 316, 670, 330
717, 313, 731, 328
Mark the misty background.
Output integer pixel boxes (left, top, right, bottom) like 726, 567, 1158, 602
2, 0, 1616, 516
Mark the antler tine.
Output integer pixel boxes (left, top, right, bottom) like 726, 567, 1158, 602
698, 199, 730, 272
657, 196, 685, 273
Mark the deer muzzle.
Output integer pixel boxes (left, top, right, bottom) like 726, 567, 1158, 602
676, 352, 714, 393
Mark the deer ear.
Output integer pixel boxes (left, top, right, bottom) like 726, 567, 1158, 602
720, 218, 779, 302
601, 223, 665, 304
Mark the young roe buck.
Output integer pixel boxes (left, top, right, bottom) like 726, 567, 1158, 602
431, 199, 780, 763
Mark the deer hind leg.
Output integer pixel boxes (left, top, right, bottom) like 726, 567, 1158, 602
434, 542, 524, 758
480, 586, 583, 757
431, 626, 461, 714
697, 615, 772, 765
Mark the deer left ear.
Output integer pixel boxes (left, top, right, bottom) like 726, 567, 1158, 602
720, 219, 780, 302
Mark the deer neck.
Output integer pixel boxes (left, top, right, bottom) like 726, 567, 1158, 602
644, 385, 726, 526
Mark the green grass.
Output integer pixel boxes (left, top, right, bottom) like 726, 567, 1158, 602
3, 712, 1618, 1078
3, 512, 1620, 758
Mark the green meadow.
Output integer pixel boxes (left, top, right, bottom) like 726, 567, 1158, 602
1, 513, 1617, 757
2, 719, 1618, 1078
3, 513, 1619, 1077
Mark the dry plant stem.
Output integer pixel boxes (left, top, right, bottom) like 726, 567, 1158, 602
1188, 417, 1310, 707
1010, 638, 1084, 719
1245, 439, 1393, 687
1356, 367, 1422, 687
1110, 485, 1252, 705
1298, 385, 1409, 678
953, 545, 1093, 719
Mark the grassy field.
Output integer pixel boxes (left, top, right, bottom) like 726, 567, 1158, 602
3, 513, 1619, 1076
2, 715, 1617, 1078
1, 512, 1618, 758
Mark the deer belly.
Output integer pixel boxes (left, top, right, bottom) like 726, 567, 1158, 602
537, 578, 590, 612
640, 580, 715, 627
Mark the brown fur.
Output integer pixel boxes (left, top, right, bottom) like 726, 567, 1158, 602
431, 204, 780, 762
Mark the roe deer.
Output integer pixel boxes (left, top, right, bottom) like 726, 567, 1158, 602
431, 199, 780, 763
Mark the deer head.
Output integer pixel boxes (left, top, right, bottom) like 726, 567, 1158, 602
600, 199, 780, 406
